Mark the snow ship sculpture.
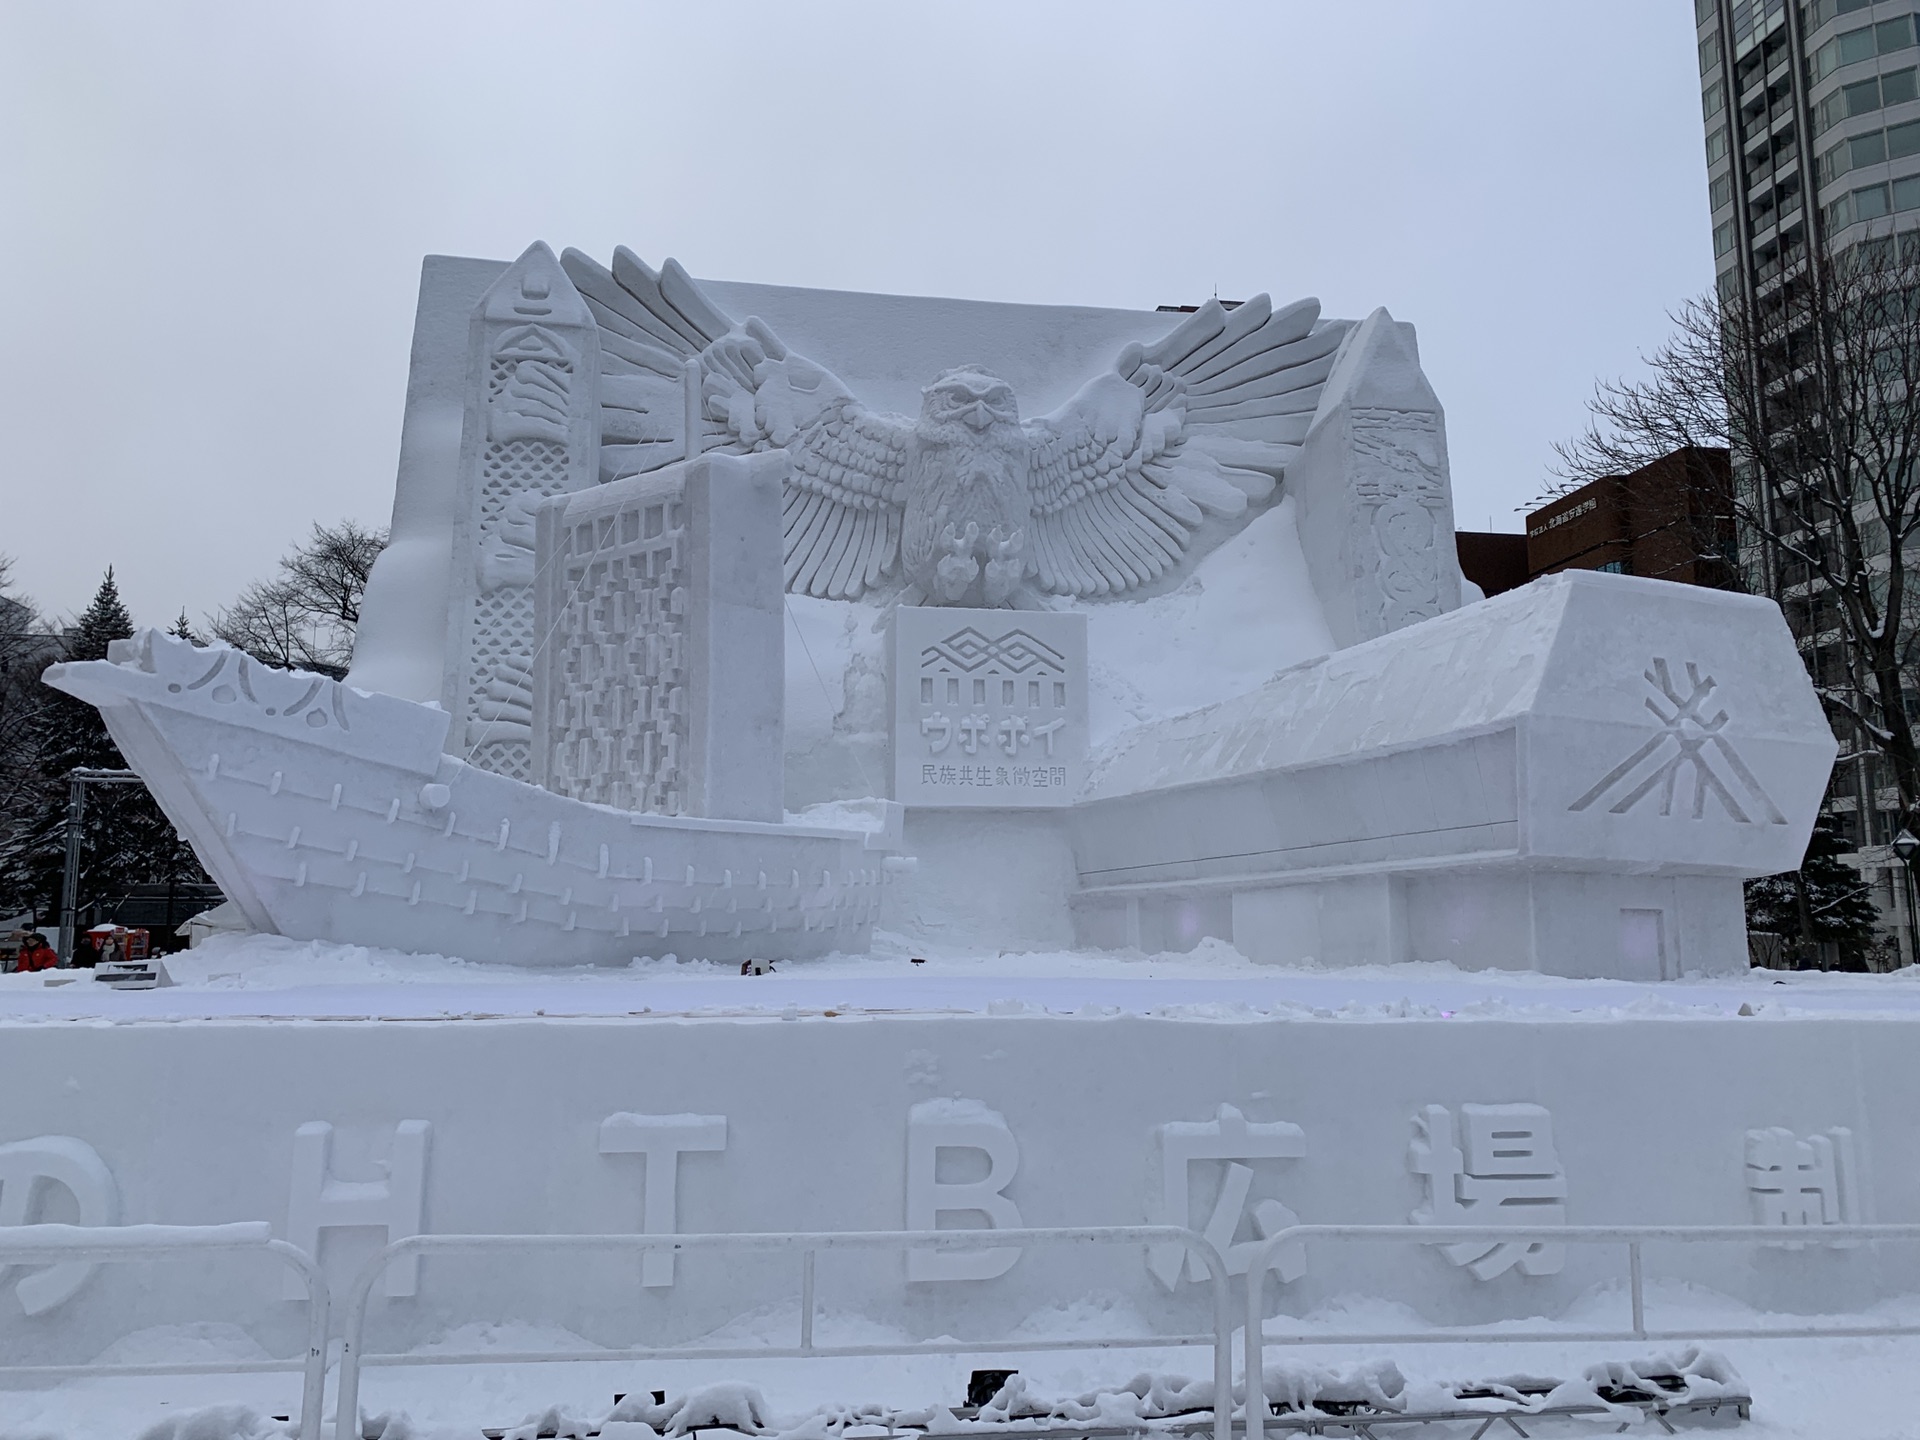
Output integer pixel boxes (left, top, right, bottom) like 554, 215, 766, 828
45, 453, 893, 967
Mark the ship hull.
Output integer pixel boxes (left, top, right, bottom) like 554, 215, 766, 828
46, 633, 883, 966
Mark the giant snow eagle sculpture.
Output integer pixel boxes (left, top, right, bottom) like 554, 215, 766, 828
559, 248, 1352, 608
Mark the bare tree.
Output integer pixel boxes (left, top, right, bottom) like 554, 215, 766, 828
210, 520, 386, 678
1555, 232, 1920, 828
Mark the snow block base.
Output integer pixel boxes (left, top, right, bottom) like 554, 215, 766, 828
0, 1004, 1913, 1366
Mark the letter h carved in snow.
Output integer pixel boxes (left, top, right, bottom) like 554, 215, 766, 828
283, 1120, 431, 1299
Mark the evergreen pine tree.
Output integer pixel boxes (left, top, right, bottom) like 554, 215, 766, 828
169, 609, 199, 643
0, 570, 207, 938
0, 558, 50, 882
1745, 817, 1880, 970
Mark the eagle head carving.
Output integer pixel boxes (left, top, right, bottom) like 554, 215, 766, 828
903, 367, 1033, 607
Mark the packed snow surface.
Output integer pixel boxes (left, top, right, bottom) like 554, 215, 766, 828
3, 931, 1918, 1023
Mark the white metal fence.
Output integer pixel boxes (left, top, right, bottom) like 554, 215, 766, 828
1241, 1223, 1920, 1440
331, 1227, 1235, 1440
5, 1220, 1920, 1440
0, 1222, 331, 1440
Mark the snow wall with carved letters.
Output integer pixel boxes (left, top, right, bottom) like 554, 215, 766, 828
0, 1011, 1913, 1362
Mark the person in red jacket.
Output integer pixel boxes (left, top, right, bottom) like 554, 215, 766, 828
14, 932, 58, 972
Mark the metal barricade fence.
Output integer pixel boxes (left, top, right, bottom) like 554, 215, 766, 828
1241, 1223, 1920, 1440
333, 1227, 1235, 1440
0, 1222, 330, 1440
11, 1220, 1920, 1440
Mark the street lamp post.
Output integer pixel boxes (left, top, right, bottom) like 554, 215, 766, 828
1893, 828, 1920, 970
56, 767, 146, 965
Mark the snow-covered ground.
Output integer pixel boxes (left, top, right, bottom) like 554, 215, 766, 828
3, 930, 1919, 1024
4, 1281, 1918, 1438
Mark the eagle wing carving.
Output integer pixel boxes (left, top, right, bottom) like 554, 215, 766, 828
1024, 295, 1350, 597
561, 246, 911, 600
560, 248, 1353, 604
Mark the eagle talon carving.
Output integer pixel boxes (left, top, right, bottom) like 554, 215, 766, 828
560, 247, 1355, 605
983, 526, 1025, 606
935, 521, 983, 604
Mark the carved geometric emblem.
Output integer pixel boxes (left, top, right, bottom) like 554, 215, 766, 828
921, 628, 1067, 675
893, 606, 1086, 809
1569, 658, 1785, 824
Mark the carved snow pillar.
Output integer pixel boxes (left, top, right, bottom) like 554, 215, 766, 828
442, 241, 601, 779
531, 451, 787, 822
1287, 308, 1465, 649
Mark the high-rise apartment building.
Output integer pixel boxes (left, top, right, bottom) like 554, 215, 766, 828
1698, 0, 1920, 964
1699, 0, 1920, 307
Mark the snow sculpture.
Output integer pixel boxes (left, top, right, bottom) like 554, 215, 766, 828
557, 249, 1351, 608
446, 242, 602, 782
905, 1099, 1023, 1281
52, 239, 1839, 979
1409, 1104, 1566, 1280
0, 1136, 119, 1315
1074, 572, 1838, 979
891, 606, 1087, 807
45, 632, 885, 967
532, 452, 787, 822
284, 1120, 430, 1298
1745, 1126, 1861, 1242
1150, 1104, 1305, 1289
1286, 310, 1463, 647
598, 1113, 728, 1287
347, 245, 1472, 837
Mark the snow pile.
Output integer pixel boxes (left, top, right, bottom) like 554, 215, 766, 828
440, 1352, 1744, 1439
1583, 1346, 1746, 1406
133, 1407, 285, 1440
1255, 1358, 1407, 1414
496, 1406, 598, 1440
662, 1383, 772, 1435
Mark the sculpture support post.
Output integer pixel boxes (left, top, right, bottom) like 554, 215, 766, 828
57, 768, 144, 964
58, 773, 84, 965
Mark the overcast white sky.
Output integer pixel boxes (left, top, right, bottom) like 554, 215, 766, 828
0, 1, 1710, 628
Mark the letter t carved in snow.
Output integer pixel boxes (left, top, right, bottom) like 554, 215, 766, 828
598, 1113, 727, 1287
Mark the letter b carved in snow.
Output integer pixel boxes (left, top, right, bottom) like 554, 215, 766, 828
905, 1099, 1022, 1282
